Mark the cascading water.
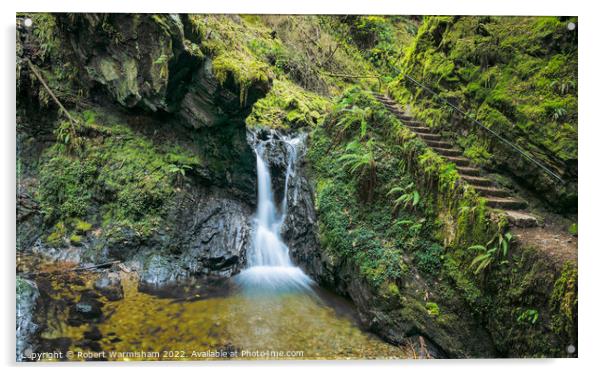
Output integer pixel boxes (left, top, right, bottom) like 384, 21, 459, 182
236, 131, 313, 293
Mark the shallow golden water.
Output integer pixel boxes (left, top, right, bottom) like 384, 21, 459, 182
97, 274, 406, 360
32, 268, 409, 361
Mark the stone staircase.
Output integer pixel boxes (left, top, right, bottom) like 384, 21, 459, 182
374, 93, 538, 227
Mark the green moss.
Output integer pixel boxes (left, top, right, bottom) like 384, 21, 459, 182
390, 16, 577, 209
73, 219, 92, 234
37, 108, 202, 245
212, 52, 271, 105
247, 79, 331, 129
415, 243, 444, 275
29, 14, 60, 61
550, 263, 578, 337
69, 234, 83, 246
188, 15, 273, 105
568, 223, 578, 236
46, 221, 66, 247
425, 302, 440, 316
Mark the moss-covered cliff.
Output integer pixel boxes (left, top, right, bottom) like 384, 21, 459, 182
306, 88, 576, 357
389, 16, 578, 213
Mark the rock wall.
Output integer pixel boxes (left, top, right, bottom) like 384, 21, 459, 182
16, 13, 272, 288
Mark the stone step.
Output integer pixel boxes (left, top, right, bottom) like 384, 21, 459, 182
505, 211, 539, 228
376, 93, 534, 217
415, 132, 441, 141
456, 166, 481, 176
444, 156, 472, 167
425, 140, 454, 149
461, 175, 493, 187
485, 197, 528, 210
402, 120, 423, 127
472, 186, 510, 198
432, 147, 462, 157
398, 115, 414, 122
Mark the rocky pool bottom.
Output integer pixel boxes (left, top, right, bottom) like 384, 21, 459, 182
17, 254, 412, 361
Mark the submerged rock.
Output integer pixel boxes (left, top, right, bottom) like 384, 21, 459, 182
68, 298, 104, 326
94, 272, 124, 301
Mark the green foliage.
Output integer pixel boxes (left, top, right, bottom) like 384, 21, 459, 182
568, 223, 578, 236
336, 106, 372, 140
46, 221, 66, 248
550, 263, 578, 337
390, 16, 577, 209
388, 182, 421, 212
37, 108, 202, 245
53, 119, 82, 155
247, 79, 331, 129
425, 302, 441, 317
73, 218, 92, 234
517, 309, 539, 325
415, 243, 444, 275
338, 139, 378, 202
38, 151, 97, 221
468, 231, 513, 275
340, 15, 419, 77
30, 14, 59, 61
188, 15, 273, 105
69, 234, 83, 246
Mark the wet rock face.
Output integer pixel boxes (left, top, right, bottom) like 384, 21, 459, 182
170, 190, 252, 277
135, 187, 253, 288
16, 277, 39, 361
55, 14, 271, 128
179, 59, 271, 129
56, 14, 186, 111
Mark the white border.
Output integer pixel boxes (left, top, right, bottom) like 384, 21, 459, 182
3, 1, 599, 374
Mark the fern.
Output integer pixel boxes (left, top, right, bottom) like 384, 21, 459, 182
468, 231, 513, 274
335, 105, 373, 141
338, 139, 377, 202
387, 180, 421, 212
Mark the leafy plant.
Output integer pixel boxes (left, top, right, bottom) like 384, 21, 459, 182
468, 231, 513, 274
388, 181, 421, 212
338, 139, 377, 202
425, 302, 441, 317
394, 218, 425, 236
335, 105, 373, 141
415, 242, 444, 275
549, 80, 576, 95
551, 107, 567, 121
517, 309, 539, 325
169, 163, 192, 187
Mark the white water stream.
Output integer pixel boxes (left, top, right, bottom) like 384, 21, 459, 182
236, 134, 313, 293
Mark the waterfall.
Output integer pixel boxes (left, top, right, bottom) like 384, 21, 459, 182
236, 131, 313, 293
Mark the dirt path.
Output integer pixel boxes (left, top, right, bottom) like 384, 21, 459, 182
513, 223, 577, 265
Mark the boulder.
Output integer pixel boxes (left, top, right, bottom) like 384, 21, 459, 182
68, 296, 104, 325
93, 272, 124, 301
16, 277, 39, 361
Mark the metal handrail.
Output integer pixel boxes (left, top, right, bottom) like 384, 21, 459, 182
400, 73, 565, 184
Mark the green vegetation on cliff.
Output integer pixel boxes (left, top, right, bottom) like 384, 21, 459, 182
388, 16, 577, 211
310, 87, 577, 357
37, 109, 202, 249
308, 88, 499, 357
